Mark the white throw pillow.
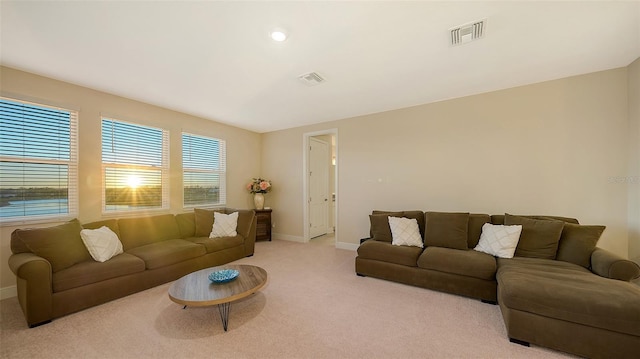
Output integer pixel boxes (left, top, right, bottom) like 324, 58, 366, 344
389, 216, 423, 248
473, 223, 523, 258
80, 226, 123, 262
210, 211, 239, 238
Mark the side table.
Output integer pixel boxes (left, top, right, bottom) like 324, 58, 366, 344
255, 209, 272, 241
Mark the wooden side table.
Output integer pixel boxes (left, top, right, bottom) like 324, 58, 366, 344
254, 209, 272, 241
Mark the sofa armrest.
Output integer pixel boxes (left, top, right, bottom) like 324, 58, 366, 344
8, 253, 54, 327
226, 208, 256, 256
244, 213, 257, 256
590, 247, 640, 281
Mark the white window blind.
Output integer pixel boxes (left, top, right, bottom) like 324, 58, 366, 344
0, 97, 78, 223
101, 118, 169, 212
182, 132, 226, 207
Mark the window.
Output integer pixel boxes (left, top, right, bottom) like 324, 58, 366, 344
182, 133, 226, 207
101, 118, 169, 212
0, 97, 78, 223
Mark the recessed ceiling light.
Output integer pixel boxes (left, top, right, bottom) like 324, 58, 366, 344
270, 30, 287, 42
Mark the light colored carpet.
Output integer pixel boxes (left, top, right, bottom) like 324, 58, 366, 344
1, 240, 574, 358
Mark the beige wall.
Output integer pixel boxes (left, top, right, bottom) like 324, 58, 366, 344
262, 67, 632, 258
628, 58, 640, 262
0, 66, 261, 291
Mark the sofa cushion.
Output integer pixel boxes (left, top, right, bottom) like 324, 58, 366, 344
491, 214, 579, 225
186, 209, 252, 239
186, 236, 244, 253
210, 211, 238, 238
194, 208, 226, 237
369, 213, 400, 242
52, 253, 145, 292
467, 214, 491, 248
117, 214, 181, 251
126, 239, 206, 269
536, 215, 580, 224
504, 214, 564, 260
399, 211, 425, 238
497, 257, 640, 337
80, 226, 124, 262
424, 212, 469, 250
194, 208, 215, 237
417, 247, 496, 280
556, 223, 605, 269
10, 229, 31, 254
13, 219, 91, 272
175, 212, 196, 238
389, 217, 423, 248
82, 219, 121, 238
357, 240, 423, 267
473, 223, 523, 259
370, 210, 425, 241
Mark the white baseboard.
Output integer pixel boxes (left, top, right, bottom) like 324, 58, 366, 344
336, 241, 358, 251
1, 285, 17, 300
272, 233, 305, 243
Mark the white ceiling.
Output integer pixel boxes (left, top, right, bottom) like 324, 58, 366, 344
1, 1, 639, 133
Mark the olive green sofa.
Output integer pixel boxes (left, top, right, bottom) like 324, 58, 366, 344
355, 210, 640, 358
8, 208, 256, 327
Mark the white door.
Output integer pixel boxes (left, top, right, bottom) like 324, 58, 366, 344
309, 137, 329, 238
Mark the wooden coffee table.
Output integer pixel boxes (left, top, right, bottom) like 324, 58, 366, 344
168, 264, 267, 331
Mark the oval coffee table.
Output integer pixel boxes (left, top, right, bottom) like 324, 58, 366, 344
168, 264, 267, 331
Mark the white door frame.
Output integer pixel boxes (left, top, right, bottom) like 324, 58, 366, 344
303, 129, 338, 244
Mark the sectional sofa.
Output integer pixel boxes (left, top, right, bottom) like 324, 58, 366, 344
355, 210, 640, 358
8, 208, 256, 327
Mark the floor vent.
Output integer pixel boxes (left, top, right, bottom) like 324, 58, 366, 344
450, 19, 486, 45
298, 72, 325, 86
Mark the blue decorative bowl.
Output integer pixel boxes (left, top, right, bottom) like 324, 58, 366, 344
209, 269, 240, 283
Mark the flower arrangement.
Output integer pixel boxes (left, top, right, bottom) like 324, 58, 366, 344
247, 178, 272, 194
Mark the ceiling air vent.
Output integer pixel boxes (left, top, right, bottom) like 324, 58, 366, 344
298, 72, 325, 86
450, 19, 486, 46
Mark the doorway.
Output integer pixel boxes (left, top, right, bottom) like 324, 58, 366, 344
309, 137, 329, 238
303, 129, 337, 245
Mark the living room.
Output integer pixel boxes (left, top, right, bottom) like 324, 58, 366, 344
1, 1, 639, 358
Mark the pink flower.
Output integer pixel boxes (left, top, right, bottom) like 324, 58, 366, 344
247, 178, 272, 193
